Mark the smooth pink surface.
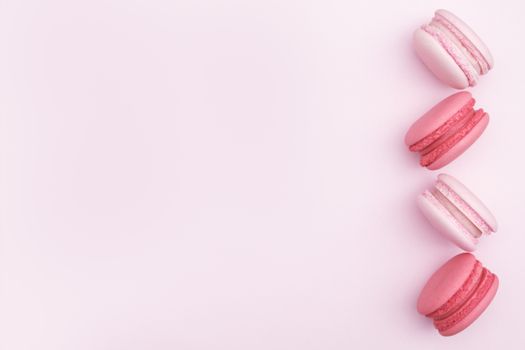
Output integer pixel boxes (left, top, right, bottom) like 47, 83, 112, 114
417, 253, 498, 336
0, 1, 522, 349
417, 254, 478, 315
408, 100, 475, 153
405, 92, 473, 146
426, 260, 484, 319
413, 28, 471, 89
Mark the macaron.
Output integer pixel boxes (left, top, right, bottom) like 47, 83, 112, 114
405, 91, 489, 170
417, 253, 498, 336
413, 9, 494, 89
417, 173, 497, 251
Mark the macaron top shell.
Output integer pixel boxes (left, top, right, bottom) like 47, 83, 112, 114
405, 92, 473, 147
436, 9, 494, 70
438, 174, 498, 232
417, 253, 477, 316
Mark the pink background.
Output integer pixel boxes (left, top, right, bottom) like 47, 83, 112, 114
0, 0, 523, 349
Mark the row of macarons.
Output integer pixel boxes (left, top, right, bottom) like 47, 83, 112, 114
406, 9, 498, 336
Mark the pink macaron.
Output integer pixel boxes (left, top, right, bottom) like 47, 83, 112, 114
417, 173, 497, 251
405, 91, 489, 170
413, 9, 494, 89
417, 253, 498, 336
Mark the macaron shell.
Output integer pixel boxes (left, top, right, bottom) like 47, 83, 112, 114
438, 173, 498, 232
436, 9, 494, 69
417, 253, 477, 316
427, 113, 489, 170
413, 28, 470, 89
440, 274, 498, 336
405, 91, 473, 147
417, 192, 477, 251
